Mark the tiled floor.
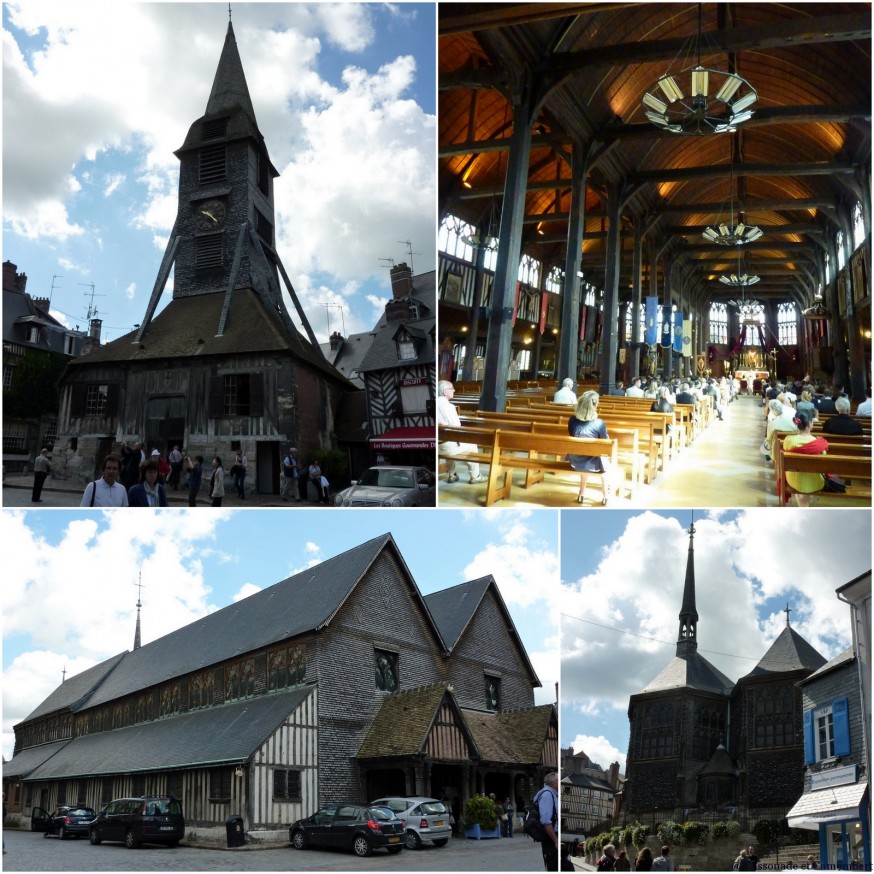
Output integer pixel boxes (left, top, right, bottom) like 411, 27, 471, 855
437, 395, 780, 509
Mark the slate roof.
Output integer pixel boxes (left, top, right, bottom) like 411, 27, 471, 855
3, 287, 82, 356
462, 704, 555, 765
358, 272, 436, 374
641, 651, 734, 695
23, 686, 314, 780
357, 684, 470, 759
799, 645, 855, 684
23, 533, 436, 719
24, 653, 127, 721
423, 577, 541, 687
67, 289, 346, 384
563, 772, 615, 793
699, 744, 736, 776
424, 576, 492, 651
320, 331, 375, 388
2, 740, 70, 779
740, 625, 827, 679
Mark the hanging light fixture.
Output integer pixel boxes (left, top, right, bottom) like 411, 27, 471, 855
720, 246, 760, 288
702, 135, 763, 245
641, 5, 757, 135
461, 194, 500, 251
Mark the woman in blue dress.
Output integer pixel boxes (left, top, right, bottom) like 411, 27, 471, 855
567, 390, 611, 505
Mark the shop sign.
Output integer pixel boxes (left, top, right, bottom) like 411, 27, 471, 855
811, 765, 858, 790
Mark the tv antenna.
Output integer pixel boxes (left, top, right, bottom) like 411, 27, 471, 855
378, 257, 395, 269
322, 303, 346, 337
79, 282, 105, 321
397, 239, 420, 276
49, 275, 63, 305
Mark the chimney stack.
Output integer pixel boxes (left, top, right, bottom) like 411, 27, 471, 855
32, 297, 50, 313
390, 262, 413, 300
608, 762, 619, 789
3, 260, 27, 294
89, 318, 102, 342
329, 331, 344, 351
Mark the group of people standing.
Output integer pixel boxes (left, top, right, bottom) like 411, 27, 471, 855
280, 449, 330, 503
75, 451, 226, 508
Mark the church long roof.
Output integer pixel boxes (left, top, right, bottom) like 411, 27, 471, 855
23, 686, 314, 780
21, 534, 442, 722
641, 650, 734, 695
740, 625, 827, 679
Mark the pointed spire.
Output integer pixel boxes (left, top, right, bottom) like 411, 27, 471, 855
676, 521, 699, 656
134, 567, 144, 651
205, 21, 256, 122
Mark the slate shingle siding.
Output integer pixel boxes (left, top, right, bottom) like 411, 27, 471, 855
802, 659, 866, 775
446, 588, 536, 712
312, 550, 444, 801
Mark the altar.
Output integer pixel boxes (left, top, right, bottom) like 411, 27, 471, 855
734, 370, 769, 382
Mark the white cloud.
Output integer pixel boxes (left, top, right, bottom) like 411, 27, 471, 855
232, 583, 262, 603
567, 734, 627, 773
560, 510, 869, 722
124, 282, 136, 301
103, 172, 125, 197
462, 514, 558, 609
1, 510, 229, 754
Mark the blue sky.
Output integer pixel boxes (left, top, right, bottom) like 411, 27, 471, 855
2, 2, 436, 344
2, 508, 559, 760
560, 509, 871, 773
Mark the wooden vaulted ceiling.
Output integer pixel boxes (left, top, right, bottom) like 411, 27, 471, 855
439, 3, 871, 310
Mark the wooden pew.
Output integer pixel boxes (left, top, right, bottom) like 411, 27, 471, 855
485, 429, 620, 507
775, 444, 872, 505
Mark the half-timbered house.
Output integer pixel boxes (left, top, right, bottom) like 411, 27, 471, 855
4, 533, 556, 844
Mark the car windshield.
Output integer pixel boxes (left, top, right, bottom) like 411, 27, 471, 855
357, 468, 414, 489
368, 807, 396, 821
68, 808, 95, 817
144, 799, 181, 815
374, 799, 407, 813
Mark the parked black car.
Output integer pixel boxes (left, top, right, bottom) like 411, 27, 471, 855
289, 803, 405, 857
31, 806, 96, 839
88, 796, 184, 849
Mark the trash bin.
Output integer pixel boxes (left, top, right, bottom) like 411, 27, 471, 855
225, 815, 245, 848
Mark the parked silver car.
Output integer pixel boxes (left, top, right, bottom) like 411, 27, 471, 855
334, 466, 436, 508
369, 796, 451, 849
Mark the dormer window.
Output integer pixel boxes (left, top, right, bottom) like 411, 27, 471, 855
395, 327, 418, 361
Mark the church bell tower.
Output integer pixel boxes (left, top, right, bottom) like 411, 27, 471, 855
134, 19, 323, 357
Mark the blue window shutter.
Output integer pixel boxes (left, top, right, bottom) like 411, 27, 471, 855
803, 708, 815, 764
833, 697, 850, 756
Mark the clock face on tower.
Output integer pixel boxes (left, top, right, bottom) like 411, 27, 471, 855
194, 199, 227, 231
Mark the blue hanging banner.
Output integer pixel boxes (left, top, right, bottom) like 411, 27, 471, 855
673, 310, 684, 353
660, 305, 673, 347
644, 296, 659, 345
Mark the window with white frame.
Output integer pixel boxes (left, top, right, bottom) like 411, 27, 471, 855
852, 202, 866, 250
517, 349, 532, 371
778, 302, 797, 345
824, 252, 831, 286
836, 230, 846, 271
803, 697, 850, 764
438, 214, 476, 263
518, 254, 540, 288
625, 303, 644, 342
545, 265, 564, 294
744, 310, 764, 346
709, 303, 728, 344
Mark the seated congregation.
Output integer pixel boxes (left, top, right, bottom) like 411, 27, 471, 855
436, 375, 871, 509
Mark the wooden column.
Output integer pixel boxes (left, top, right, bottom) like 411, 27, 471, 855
598, 180, 622, 395
629, 221, 643, 380
480, 79, 535, 413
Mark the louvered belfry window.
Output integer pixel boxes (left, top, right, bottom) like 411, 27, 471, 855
199, 144, 226, 185
196, 234, 223, 269
201, 117, 228, 141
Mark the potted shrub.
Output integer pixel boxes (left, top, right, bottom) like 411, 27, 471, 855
463, 795, 500, 840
